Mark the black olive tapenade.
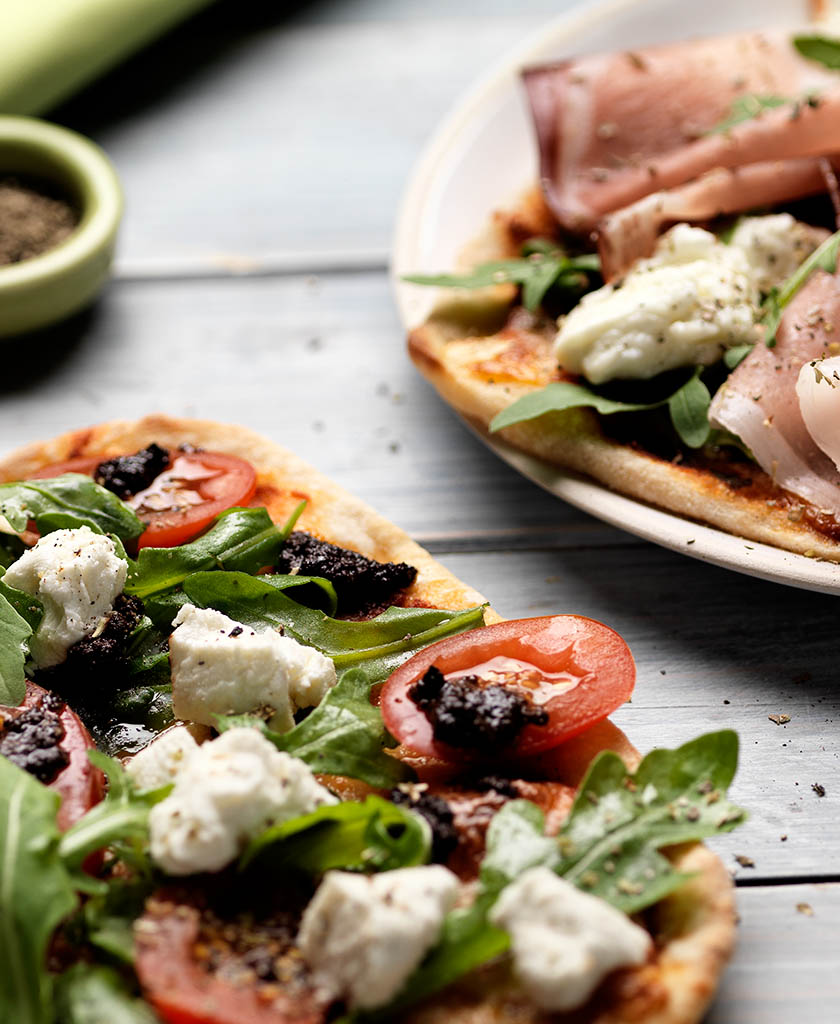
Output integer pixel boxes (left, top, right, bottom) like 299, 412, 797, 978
0, 697, 68, 782
409, 665, 549, 754
275, 531, 417, 617
389, 784, 458, 862
95, 444, 170, 499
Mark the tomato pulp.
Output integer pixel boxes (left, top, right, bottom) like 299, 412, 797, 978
30, 450, 257, 548
380, 614, 635, 760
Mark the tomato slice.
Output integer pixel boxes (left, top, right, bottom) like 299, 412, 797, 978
380, 615, 635, 760
0, 681, 104, 829
30, 450, 257, 548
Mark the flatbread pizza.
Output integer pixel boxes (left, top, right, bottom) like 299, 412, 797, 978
405, 23, 840, 563
0, 415, 742, 1024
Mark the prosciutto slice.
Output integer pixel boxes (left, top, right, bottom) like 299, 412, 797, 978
708, 270, 840, 514
597, 158, 832, 280
523, 29, 840, 231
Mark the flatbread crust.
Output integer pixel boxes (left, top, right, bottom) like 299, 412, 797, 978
0, 415, 736, 1024
407, 188, 840, 561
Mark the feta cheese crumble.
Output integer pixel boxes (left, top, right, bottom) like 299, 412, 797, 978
730, 214, 828, 295
298, 865, 459, 1009
169, 604, 337, 732
125, 726, 199, 792
489, 867, 651, 1012
4, 526, 127, 668
148, 727, 336, 875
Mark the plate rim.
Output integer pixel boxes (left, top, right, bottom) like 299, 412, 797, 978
389, 0, 840, 595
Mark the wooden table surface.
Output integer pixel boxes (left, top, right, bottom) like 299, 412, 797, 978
3, 0, 838, 1019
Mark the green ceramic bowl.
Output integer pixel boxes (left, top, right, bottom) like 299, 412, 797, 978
0, 116, 123, 337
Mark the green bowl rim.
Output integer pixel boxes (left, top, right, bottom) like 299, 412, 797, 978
0, 115, 122, 288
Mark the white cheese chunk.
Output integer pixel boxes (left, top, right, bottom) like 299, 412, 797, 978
169, 604, 337, 732
148, 727, 336, 875
555, 224, 759, 383
125, 726, 199, 792
730, 214, 828, 295
489, 867, 651, 1012
298, 865, 459, 1009
797, 354, 840, 471
4, 526, 127, 668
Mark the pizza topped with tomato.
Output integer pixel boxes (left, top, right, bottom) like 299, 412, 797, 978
0, 415, 744, 1024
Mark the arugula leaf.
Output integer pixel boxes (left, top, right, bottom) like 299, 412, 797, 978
82, 876, 152, 965
55, 965, 159, 1024
402, 245, 600, 313
0, 588, 33, 705
0, 758, 78, 1024
182, 570, 485, 682
125, 507, 287, 600
0, 475, 143, 542
763, 229, 840, 346
58, 753, 168, 876
490, 367, 712, 449
793, 34, 840, 69
706, 93, 789, 134
723, 343, 754, 369
556, 730, 745, 913
243, 795, 430, 873
217, 668, 412, 787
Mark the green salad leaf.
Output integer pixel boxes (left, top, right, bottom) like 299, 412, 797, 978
706, 93, 789, 134
0, 587, 34, 705
490, 367, 711, 448
763, 229, 840, 346
125, 506, 289, 600
55, 965, 159, 1024
243, 795, 430, 873
182, 570, 485, 682
0, 475, 143, 542
792, 33, 840, 69
0, 758, 78, 1024
403, 242, 600, 313
217, 668, 412, 787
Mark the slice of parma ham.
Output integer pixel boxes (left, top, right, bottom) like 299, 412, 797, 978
523, 29, 840, 232
708, 269, 840, 515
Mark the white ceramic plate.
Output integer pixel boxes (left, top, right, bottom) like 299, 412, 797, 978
393, 0, 840, 595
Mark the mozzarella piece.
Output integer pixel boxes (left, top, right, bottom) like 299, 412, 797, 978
555, 224, 759, 383
489, 867, 651, 1012
4, 526, 127, 668
169, 604, 337, 732
298, 865, 459, 1009
797, 355, 840, 471
730, 214, 828, 295
148, 727, 336, 875
125, 726, 199, 791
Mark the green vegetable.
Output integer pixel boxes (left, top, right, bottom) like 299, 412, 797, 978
125, 506, 289, 600
217, 668, 412, 787
723, 344, 754, 369
763, 229, 840, 346
403, 242, 600, 313
243, 795, 430, 873
490, 366, 712, 448
0, 758, 77, 1024
0, 475, 143, 542
706, 93, 789, 134
0, 588, 34, 705
55, 965, 159, 1024
792, 34, 840, 69
182, 570, 485, 682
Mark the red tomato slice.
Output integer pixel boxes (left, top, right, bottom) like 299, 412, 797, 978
30, 450, 257, 549
380, 615, 635, 760
0, 681, 104, 829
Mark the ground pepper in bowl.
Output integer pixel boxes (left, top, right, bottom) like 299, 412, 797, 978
0, 175, 77, 265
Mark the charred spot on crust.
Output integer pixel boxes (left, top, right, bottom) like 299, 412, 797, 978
275, 531, 417, 616
95, 444, 170, 498
0, 697, 68, 782
38, 594, 145, 722
389, 784, 458, 862
409, 665, 549, 754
